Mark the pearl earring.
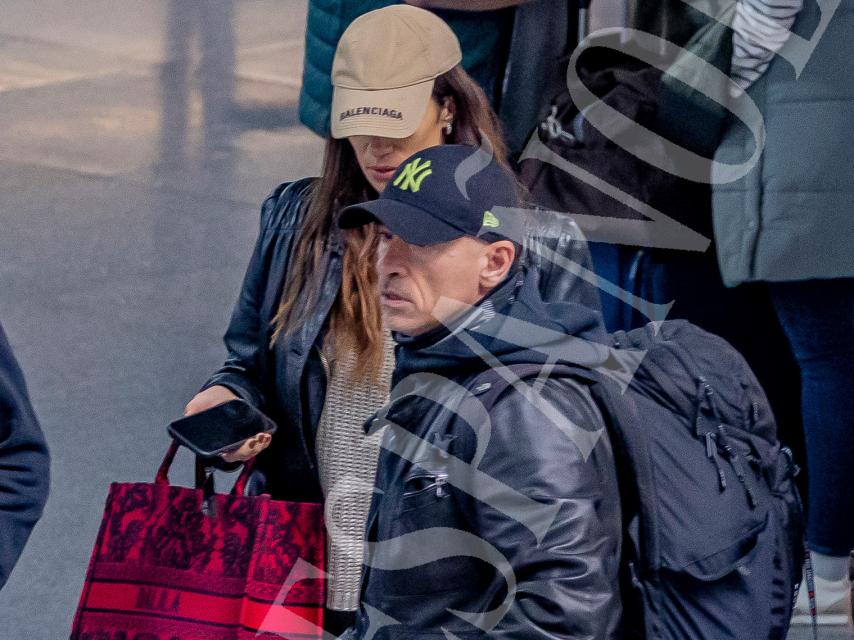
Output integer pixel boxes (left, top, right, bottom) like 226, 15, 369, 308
445, 121, 453, 135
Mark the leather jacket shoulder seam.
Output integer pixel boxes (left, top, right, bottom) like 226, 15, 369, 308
476, 372, 603, 426
262, 177, 318, 233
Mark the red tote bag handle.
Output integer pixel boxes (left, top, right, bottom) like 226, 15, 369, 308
155, 440, 181, 484
232, 456, 257, 496
155, 439, 258, 496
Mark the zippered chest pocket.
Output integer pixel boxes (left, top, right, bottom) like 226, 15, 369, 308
395, 467, 459, 531
402, 471, 449, 499
370, 466, 480, 597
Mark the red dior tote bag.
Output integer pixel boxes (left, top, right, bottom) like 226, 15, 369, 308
71, 441, 326, 639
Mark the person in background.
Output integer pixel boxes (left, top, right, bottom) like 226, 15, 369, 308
712, 0, 854, 624
184, 6, 590, 635
849, 550, 854, 632
337, 143, 622, 639
0, 321, 50, 590
404, 0, 575, 153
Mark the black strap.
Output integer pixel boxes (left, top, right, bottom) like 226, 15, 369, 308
565, 0, 590, 56
576, 0, 592, 45
195, 456, 217, 518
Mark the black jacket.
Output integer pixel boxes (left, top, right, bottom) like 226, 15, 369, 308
0, 322, 49, 589
203, 178, 602, 502
346, 269, 622, 639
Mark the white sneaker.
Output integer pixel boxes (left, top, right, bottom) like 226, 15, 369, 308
790, 573, 851, 626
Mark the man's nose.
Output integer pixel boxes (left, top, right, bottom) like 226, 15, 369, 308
378, 235, 408, 277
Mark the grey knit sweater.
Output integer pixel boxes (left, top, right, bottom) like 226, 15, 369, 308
315, 333, 395, 611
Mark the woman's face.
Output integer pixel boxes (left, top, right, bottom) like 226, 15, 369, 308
348, 99, 447, 193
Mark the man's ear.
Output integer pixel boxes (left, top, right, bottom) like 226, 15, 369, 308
479, 241, 516, 291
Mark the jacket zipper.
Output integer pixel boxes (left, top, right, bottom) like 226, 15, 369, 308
403, 472, 448, 498
318, 346, 331, 379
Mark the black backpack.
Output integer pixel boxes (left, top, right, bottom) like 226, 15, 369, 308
604, 320, 804, 639
472, 319, 804, 639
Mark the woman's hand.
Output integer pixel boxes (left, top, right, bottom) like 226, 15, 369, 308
184, 385, 238, 416
220, 432, 273, 463
184, 386, 272, 463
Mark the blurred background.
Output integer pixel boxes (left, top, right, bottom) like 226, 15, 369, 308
0, 1, 322, 636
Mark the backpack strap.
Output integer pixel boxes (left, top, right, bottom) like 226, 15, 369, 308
466, 363, 660, 633
803, 549, 819, 640
467, 366, 658, 556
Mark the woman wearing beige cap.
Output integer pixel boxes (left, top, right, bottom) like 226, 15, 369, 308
183, 4, 588, 634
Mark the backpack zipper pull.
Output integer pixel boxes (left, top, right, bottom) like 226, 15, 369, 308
541, 105, 579, 144
705, 432, 727, 491
718, 425, 758, 509
781, 446, 801, 478
695, 378, 717, 437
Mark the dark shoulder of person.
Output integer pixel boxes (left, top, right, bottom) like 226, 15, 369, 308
0, 325, 43, 444
0, 322, 50, 589
261, 177, 318, 232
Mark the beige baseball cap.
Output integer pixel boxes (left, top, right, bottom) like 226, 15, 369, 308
330, 5, 462, 139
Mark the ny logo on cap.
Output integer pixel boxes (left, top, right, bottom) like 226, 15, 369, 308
393, 158, 432, 193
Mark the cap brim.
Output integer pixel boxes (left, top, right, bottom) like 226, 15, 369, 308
330, 79, 434, 139
339, 199, 466, 247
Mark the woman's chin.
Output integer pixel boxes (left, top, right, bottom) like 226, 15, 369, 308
371, 178, 390, 193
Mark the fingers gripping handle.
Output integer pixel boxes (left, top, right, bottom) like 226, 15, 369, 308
155, 438, 257, 496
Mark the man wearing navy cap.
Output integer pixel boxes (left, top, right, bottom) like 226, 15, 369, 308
338, 144, 622, 639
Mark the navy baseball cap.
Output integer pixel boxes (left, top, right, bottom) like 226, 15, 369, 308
338, 144, 521, 246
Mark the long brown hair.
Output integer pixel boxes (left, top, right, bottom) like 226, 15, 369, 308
271, 65, 509, 383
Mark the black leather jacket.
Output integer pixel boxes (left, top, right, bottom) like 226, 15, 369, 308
345, 269, 622, 639
203, 178, 602, 502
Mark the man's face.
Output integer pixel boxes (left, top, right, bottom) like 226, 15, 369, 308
377, 228, 488, 336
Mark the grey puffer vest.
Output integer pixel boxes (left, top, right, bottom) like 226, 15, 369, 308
712, 0, 854, 286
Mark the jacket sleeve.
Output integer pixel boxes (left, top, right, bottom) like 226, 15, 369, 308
730, 0, 803, 90
465, 377, 622, 639
201, 180, 309, 408
523, 210, 602, 314
0, 323, 50, 590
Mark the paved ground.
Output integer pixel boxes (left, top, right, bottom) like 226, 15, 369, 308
0, 1, 322, 637
0, 1, 848, 639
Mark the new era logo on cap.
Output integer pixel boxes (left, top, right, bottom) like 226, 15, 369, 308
482, 210, 501, 229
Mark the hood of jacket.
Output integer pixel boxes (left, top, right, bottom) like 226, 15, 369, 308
392, 265, 610, 387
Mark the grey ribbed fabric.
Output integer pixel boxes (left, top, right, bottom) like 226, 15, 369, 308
315, 332, 395, 611
731, 0, 803, 89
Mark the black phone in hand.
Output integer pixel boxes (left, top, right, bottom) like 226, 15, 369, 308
167, 399, 277, 457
